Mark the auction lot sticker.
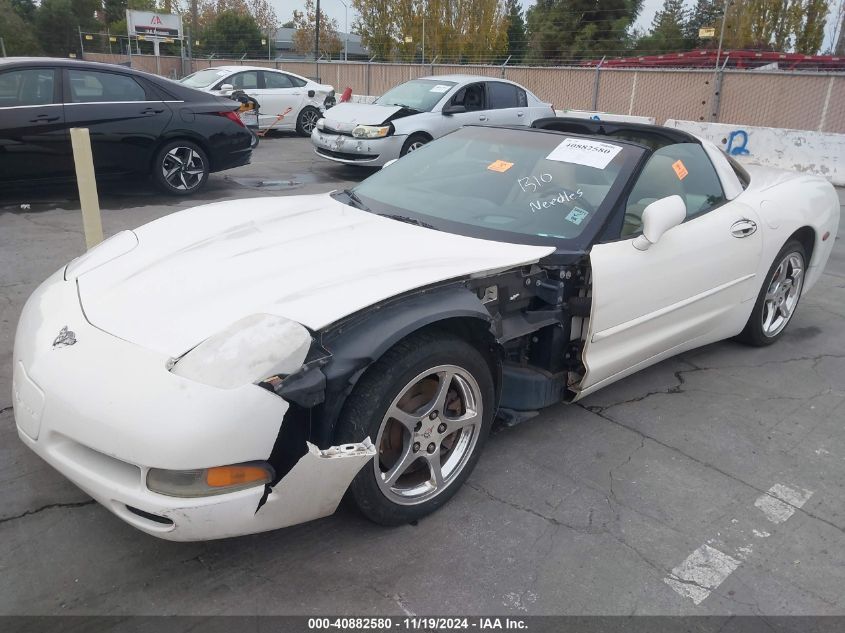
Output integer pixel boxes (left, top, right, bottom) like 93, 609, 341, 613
546, 137, 622, 169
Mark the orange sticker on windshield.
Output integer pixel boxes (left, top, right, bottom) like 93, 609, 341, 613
487, 160, 514, 173
672, 159, 689, 180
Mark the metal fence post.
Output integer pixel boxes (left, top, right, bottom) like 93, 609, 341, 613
709, 56, 729, 122
591, 56, 605, 111
501, 55, 511, 79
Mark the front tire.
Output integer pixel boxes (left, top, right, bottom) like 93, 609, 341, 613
737, 240, 806, 346
400, 134, 429, 157
152, 140, 209, 195
296, 106, 321, 136
336, 330, 495, 526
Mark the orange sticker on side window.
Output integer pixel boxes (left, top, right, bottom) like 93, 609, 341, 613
672, 159, 689, 180
487, 160, 514, 173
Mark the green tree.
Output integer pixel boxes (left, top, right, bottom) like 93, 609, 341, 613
684, 0, 722, 47
633, 0, 689, 53
11, 0, 37, 22
1, 0, 41, 54
526, 0, 644, 62
292, 0, 342, 59
352, 0, 395, 60
793, 0, 828, 53
718, 0, 829, 53
505, 0, 527, 61
200, 9, 264, 56
35, 0, 100, 57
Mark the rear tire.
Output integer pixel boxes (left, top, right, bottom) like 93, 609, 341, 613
152, 140, 209, 196
736, 240, 806, 346
336, 330, 495, 526
296, 106, 321, 136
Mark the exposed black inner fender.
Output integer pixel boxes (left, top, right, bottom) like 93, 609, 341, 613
266, 401, 310, 486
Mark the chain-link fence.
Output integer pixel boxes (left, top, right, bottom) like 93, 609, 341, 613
82, 52, 845, 134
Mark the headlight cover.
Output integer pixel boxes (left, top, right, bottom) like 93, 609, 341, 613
170, 313, 312, 389
64, 230, 139, 280
352, 124, 391, 139
147, 461, 275, 497
315, 117, 325, 130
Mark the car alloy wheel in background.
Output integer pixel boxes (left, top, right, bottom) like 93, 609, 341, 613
153, 140, 210, 195
762, 251, 805, 338
297, 107, 321, 136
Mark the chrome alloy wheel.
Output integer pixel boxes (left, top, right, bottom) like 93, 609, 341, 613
300, 109, 320, 133
161, 147, 205, 191
405, 140, 425, 153
762, 252, 804, 337
374, 365, 483, 505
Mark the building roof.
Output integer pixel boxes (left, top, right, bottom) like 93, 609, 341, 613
271, 27, 368, 59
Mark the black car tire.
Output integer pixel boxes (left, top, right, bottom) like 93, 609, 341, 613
296, 106, 321, 136
736, 239, 807, 346
152, 140, 210, 195
400, 134, 430, 156
336, 329, 495, 526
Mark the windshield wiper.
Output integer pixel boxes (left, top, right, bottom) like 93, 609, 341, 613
342, 188, 372, 212
388, 103, 421, 112
378, 213, 437, 230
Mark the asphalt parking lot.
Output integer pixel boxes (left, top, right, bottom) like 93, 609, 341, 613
1, 134, 843, 616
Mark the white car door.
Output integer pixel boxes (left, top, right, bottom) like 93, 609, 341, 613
484, 81, 529, 126
580, 143, 763, 395
252, 71, 304, 129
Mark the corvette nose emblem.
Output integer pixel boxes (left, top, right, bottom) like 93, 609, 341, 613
52, 326, 77, 348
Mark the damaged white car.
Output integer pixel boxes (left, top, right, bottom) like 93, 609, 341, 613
311, 74, 554, 166
12, 120, 839, 540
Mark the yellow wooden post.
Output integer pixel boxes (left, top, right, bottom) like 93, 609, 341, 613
69, 127, 104, 249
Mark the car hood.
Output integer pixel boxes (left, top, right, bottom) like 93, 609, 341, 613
76, 194, 554, 357
322, 102, 408, 129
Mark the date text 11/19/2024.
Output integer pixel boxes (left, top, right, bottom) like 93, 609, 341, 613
307, 617, 529, 630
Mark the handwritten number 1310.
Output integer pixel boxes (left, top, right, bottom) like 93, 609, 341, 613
518, 174, 552, 192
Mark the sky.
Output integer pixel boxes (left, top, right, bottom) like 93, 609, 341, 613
269, 0, 842, 54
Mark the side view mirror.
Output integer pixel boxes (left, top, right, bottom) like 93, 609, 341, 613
219, 83, 234, 93
382, 159, 398, 169
442, 104, 466, 115
633, 195, 686, 251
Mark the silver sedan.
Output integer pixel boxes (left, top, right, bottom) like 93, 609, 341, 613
311, 74, 554, 166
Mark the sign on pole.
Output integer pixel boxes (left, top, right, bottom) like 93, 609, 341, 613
699, 27, 716, 39
127, 10, 183, 39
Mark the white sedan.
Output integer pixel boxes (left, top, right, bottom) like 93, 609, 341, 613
180, 65, 334, 135
12, 121, 839, 540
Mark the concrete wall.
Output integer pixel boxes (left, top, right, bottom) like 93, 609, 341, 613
665, 120, 845, 186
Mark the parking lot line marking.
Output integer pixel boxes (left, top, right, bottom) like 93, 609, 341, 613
754, 483, 814, 524
663, 544, 741, 605
664, 482, 815, 605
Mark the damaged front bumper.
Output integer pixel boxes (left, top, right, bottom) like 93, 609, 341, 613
311, 127, 406, 166
12, 269, 375, 541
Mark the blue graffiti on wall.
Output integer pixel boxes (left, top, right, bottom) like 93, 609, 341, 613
726, 130, 751, 156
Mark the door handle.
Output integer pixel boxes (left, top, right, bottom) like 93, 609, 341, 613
730, 219, 758, 238
141, 108, 164, 115
29, 114, 60, 123
479, 115, 488, 122
517, 111, 525, 117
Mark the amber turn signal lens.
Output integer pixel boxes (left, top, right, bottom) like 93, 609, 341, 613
206, 465, 272, 488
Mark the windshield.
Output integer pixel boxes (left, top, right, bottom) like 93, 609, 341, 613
180, 68, 229, 89
376, 79, 457, 111
350, 126, 642, 246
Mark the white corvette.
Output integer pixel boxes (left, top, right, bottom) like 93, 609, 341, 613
12, 119, 839, 541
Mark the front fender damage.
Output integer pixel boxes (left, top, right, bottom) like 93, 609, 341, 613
254, 439, 375, 526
